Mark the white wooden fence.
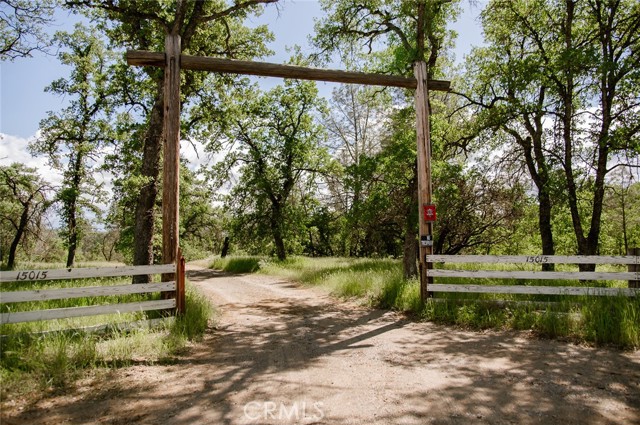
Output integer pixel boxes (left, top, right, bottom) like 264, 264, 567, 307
426, 255, 640, 297
0, 262, 185, 325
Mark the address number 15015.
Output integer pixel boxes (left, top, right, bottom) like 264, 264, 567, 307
525, 256, 549, 264
15, 270, 49, 281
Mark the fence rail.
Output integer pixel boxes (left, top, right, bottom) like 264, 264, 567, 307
427, 254, 639, 265
1, 264, 176, 283
0, 261, 185, 325
426, 254, 640, 297
0, 282, 177, 303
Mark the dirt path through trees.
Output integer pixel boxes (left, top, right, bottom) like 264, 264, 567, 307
3, 267, 639, 424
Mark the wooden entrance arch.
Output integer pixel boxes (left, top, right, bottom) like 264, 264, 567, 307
126, 34, 450, 301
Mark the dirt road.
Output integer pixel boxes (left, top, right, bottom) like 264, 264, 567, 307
3, 268, 640, 424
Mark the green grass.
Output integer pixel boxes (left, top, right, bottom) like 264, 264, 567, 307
211, 256, 262, 273
258, 256, 401, 300
211, 255, 640, 349
0, 278, 214, 398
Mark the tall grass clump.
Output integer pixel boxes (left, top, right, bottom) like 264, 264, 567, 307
420, 300, 511, 330
581, 295, 640, 347
378, 277, 422, 312
533, 308, 575, 338
169, 284, 214, 345
256, 257, 403, 301
211, 256, 262, 273
0, 280, 213, 397
0, 331, 100, 392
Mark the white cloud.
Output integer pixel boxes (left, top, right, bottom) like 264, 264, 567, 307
0, 132, 63, 187
180, 137, 231, 172
181, 138, 210, 171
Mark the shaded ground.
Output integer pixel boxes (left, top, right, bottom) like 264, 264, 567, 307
2, 267, 639, 424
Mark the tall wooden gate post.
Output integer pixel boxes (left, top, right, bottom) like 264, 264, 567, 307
162, 33, 181, 285
414, 61, 434, 302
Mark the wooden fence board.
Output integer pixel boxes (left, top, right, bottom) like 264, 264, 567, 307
426, 255, 639, 265
1, 264, 176, 283
429, 284, 639, 297
1, 282, 176, 303
0, 318, 172, 340
0, 299, 176, 324
427, 269, 637, 281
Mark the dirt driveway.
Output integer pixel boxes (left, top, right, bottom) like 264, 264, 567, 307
3, 267, 639, 424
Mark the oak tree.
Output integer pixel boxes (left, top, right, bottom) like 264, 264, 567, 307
31, 24, 114, 267
214, 80, 330, 260
66, 0, 278, 279
0, 163, 51, 269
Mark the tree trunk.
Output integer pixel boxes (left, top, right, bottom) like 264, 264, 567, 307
7, 207, 29, 270
402, 165, 419, 279
521, 141, 556, 271
220, 236, 230, 258
538, 189, 555, 271
557, 1, 595, 273
132, 88, 164, 283
402, 230, 418, 279
65, 208, 77, 268
272, 224, 286, 261
270, 203, 287, 261
7, 234, 20, 271
65, 150, 84, 268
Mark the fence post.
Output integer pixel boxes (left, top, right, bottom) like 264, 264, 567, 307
162, 33, 181, 285
414, 61, 434, 302
629, 248, 639, 289
175, 249, 186, 315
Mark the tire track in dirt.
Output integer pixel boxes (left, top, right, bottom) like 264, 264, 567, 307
3, 266, 639, 424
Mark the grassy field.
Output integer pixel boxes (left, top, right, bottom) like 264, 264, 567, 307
211, 255, 640, 349
0, 262, 214, 398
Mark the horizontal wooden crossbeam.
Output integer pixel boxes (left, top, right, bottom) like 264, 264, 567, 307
126, 50, 451, 91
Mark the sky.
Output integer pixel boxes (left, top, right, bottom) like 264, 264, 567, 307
0, 0, 486, 188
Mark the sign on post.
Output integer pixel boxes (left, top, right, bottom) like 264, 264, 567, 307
423, 204, 436, 222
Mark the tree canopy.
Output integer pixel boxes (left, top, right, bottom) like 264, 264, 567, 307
3, 0, 639, 270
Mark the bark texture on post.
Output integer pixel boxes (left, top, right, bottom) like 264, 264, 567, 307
162, 33, 181, 284
414, 61, 434, 302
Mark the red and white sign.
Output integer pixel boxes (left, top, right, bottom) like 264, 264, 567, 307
423, 204, 437, 222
